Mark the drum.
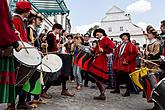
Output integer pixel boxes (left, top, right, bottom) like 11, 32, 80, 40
22, 70, 42, 95
37, 62, 52, 73
14, 41, 41, 86
41, 54, 62, 73
41, 54, 63, 81
22, 64, 51, 95
129, 67, 148, 90
151, 78, 165, 110
57, 53, 73, 76
140, 73, 159, 102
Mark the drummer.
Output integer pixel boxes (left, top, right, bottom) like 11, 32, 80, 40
144, 25, 161, 72
0, 1, 22, 110
144, 25, 162, 110
25, 12, 46, 107
41, 23, 74, 99
12, 1, 34, 109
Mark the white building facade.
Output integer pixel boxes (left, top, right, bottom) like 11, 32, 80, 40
42, 14, 71, 32
101, 6, 146, 46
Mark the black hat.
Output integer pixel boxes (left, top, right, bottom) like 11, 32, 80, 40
66, 34, 73, 39
84, 33, 91, 37
119, 33, 131, 41
93, 28, 107, 37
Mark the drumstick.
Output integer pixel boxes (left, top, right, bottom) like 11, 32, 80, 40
22, 47, 35, 49
139, 57, 160, 66
147, 69, 162, 72
45, 46, 48, 60
17, 31, 29, 54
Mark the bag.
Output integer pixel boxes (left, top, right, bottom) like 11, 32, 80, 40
0, 46, 13, 57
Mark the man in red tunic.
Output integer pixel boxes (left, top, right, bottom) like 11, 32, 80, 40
12, 1, 33, 109
111, 33, 138, 97
41, 24, 74, 99
89, 28, 114, 100
12, 1, 32, 42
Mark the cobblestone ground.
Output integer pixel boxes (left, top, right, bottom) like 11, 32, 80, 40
0, 82, 153, 110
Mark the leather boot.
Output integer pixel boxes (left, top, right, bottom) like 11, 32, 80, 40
5, 104, 16, 110
40, 92, 52, 99
94, 94, 106, 100
61, 89, 75, 97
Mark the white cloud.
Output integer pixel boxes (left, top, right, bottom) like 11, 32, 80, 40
137, 22, 159, 31
71, 22, 101, 34
137, 22, 150, 30
126, 0, 151, 14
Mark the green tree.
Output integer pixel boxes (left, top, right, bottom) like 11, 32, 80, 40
86, 25, 99, 35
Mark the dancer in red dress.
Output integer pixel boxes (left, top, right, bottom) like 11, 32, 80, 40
89, 28, 114, 100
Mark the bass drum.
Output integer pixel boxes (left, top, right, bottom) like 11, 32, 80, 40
42, 54, 62, 73
140, 73, 159, 102
14, 41, 41, 86
152, 78, 165, 110
42, 54, 63, 82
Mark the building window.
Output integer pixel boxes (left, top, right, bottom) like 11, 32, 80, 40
120, 26, 124, 31
108, 27, 112, 32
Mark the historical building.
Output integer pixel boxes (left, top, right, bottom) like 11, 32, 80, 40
100, 5, 146, 45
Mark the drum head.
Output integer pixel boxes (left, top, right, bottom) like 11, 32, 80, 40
37, 64, 52, 73
14, 41, 41, 66
42, 54, 62, 73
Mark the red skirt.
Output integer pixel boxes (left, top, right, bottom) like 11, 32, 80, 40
89, 54, 109, 81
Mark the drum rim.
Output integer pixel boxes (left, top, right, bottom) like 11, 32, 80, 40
42, 54, 63, 73
151, 78, 165, 96
151, 91, 164, 110
14, 57, 41, 68
13, 41, 42, 66
36, 63, 52, 73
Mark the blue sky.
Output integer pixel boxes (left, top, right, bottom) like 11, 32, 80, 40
65, 0, 165, 33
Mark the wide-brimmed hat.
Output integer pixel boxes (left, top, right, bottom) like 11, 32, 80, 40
119, 33, 131, 41
93, 28, 107, 37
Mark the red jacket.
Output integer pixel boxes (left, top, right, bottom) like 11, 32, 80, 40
113, 42, 138, 73
46, 32, 58, 52
13, 15, 28, 42
89, 36, 114, 80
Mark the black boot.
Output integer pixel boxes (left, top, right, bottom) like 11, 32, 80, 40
110, 89, 120, 94
94, 81, 106, 100
16, 103, 33, 109
122, 90, 130, 97
94, 94, 106, 100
